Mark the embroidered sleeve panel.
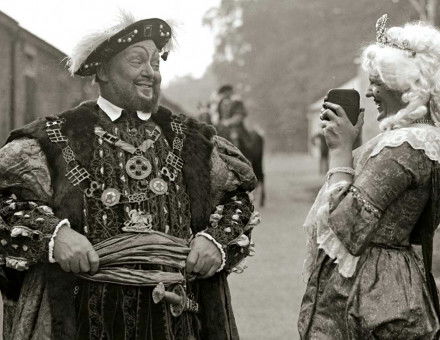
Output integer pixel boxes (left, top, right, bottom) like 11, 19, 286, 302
0, 138, 53, 202
210, 147, 241, 204
204, 191, 257, 271
0, 138, 64, 269
328, 143, 432, 256
0, 194, 64, 270
210, 136, 257, 196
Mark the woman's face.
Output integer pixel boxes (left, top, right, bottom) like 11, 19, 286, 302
366, 74, 406, 121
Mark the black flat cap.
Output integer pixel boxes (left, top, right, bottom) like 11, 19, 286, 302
75, 18, 172, 76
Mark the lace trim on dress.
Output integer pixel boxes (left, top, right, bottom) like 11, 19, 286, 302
370, 124, 440, 164
303, 181, 360, 280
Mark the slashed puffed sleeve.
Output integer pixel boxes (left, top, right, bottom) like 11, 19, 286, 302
0, 138, 69, 270
328, 142, 432, 257
198, 136, 260, 272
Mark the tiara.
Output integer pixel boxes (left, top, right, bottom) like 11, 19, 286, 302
376, 14, 416, 56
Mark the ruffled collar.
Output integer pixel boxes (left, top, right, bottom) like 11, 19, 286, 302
352, 123, 440, 174
369, 123, 440, 163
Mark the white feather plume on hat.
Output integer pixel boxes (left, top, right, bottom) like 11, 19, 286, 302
67, 10, 137, 75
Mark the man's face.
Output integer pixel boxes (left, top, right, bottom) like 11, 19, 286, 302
366, 74, 406, 122
99, 40, 161, 112
223, 89, 233, 99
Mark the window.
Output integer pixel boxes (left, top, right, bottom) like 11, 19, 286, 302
23, 45, 37, 123
24, 74, 36, 124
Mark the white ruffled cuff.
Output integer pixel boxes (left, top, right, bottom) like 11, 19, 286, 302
48, 219, 70, 263
303, 180, 360, 279
195, 231, 227, 272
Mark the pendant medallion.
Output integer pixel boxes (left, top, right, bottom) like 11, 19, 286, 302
100, 188, 121, 207
149, 178, 168, 195
126, 156, 152, 180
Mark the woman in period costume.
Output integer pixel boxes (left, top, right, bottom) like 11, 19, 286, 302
298, 15, 440, 339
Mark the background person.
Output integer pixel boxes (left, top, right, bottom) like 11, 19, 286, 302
311, 131, 329, 175
216, 84, 235, 123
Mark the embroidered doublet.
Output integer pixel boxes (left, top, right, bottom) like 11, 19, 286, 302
84, 112, 192, 244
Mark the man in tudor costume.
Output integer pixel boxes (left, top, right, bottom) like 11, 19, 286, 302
0, 13, 259, 340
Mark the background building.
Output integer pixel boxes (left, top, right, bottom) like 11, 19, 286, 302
0, 10, 98, 143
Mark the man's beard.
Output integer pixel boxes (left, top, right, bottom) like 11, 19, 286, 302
117, 84, 161, 113
138, 88, 160, 113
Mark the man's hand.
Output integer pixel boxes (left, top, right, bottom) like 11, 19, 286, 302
53, 227, 99, 274
186, 236, 222, 278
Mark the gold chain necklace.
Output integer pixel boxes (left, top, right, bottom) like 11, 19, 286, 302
94, 125, 161, 180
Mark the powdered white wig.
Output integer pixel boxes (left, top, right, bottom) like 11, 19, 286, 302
361, 21, 440, 130
67, 10, 175, 76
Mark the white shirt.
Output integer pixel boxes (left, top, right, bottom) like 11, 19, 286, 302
97, 96, 152, 121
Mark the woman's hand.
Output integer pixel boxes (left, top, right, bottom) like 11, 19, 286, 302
320, 102, 364, 151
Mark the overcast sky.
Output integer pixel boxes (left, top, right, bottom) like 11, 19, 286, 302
0, 0, 220, 85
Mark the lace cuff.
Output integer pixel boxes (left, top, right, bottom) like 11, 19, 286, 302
317, 182, 360, 277
48, 219, 70, 263
303, 180, 360, 279
195, 231, 226, 272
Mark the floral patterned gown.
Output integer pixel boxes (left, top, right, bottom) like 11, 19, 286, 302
298, 124, 440, 339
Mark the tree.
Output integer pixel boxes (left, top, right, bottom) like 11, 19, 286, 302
204, 0, 416, 152
410, 0, 438, 23
393, 0, 440, 24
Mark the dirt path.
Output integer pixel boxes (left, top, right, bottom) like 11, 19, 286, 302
229, 153, 323, 340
